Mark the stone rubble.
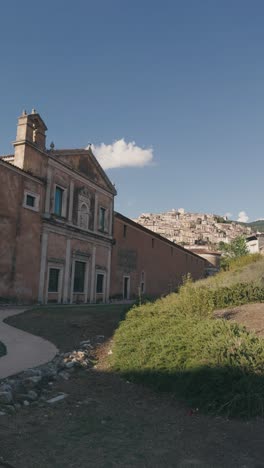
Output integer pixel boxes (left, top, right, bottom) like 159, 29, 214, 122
0, 337, 100, 415
47, 393, 67, 404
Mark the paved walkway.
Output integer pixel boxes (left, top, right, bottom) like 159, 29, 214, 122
0, 308, 58, 379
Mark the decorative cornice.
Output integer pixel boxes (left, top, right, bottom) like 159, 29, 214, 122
42, 219, 113, 247
11, 139, 116, 197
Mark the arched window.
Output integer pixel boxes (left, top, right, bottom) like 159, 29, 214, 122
79, 202, 89, 230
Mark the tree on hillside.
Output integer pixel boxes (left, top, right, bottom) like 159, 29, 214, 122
219, 236, 249, 269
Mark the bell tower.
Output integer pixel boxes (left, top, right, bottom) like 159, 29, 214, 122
13, 109, 48, 172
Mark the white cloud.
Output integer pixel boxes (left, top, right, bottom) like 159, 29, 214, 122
90, 139, 153, 170
237, 211, 249, 223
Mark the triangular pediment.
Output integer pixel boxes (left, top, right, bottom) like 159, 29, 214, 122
48, 148, 116, 194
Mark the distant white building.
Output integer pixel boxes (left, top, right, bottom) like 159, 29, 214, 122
246, 234, 264, 254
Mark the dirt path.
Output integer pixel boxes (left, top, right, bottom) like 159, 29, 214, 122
1, 305, 264, 467
0, 308, 58, 378
1, 362, 264, 468
215, 302, 264, 337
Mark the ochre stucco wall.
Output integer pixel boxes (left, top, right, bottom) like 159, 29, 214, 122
110, 215, 206, 299
0, 163, 43, 302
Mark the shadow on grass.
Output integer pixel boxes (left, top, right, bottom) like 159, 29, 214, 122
5, 303, 264, 419
117, 365, 264, 419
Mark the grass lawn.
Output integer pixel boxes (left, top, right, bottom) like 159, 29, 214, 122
5, 304, 130, 352
0, 341, 6, 357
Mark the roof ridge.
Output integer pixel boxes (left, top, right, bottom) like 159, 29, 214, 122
47, 148, 89, 153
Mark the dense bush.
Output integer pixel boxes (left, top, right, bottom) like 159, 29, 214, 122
111, 259, 264, 418
221, 253, 262, 272
166, 279, 264, 320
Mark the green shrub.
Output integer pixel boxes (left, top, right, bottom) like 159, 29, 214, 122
111, 258, 264, 418
112, 316, 264, 417
172, 280, 264, 319
222, 253, 262, 272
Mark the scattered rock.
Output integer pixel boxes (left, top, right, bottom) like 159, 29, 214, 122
27, 390, 38, 401
5, 405, 16, 414
0, 411, 6, 416
15, 393, 30, 403
0, 383, 12, 393
58, 371, 70, 381
0, 338, 94, 414
39, 396, 47, 402
25, 375, 42, 385
23, 369, 42, 378
0, 391, 13, 404
41, 364, 57, 380
65, 361, 75, 369
96, 335, 105, 341
80, 343, 93, 349
47, 394, 67, 404
80, 340, 91, 346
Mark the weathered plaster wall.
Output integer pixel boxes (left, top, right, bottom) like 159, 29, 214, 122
14, 143, 48, 178
0, 162, 43, 302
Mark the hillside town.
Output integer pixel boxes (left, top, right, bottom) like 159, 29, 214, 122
133, 209, 252, 248
2, 4, 264, 468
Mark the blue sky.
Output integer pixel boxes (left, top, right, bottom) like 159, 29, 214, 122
1, 1, 264, 222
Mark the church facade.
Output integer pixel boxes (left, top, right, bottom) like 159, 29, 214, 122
0, 110, 116, 304
0, 111, 206, 304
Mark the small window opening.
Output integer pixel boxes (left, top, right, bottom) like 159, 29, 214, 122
73, 261, 86, 293
96, 274, 104, 294
123, 224, 127, 238
26, 194, 35, 207
55, 186, 64, 216
48, 268, 60, 292
140, 271, 145, 294
99, 207, 106, 231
